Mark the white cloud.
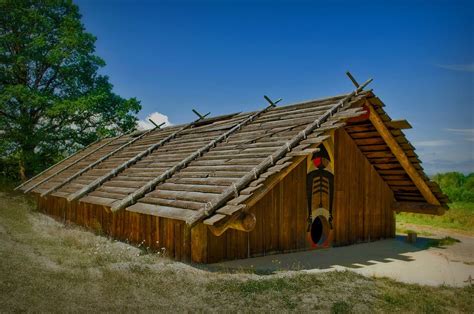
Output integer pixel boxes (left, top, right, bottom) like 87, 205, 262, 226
444, 128, 474, 142
414, 140, 453, 147
436, 63, 474, 72
137, 112, 173, 131
445, 128, 474, 135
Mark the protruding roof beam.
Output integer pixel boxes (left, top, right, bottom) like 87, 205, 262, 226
385, 120, 412, 130
367, 102, 440, 206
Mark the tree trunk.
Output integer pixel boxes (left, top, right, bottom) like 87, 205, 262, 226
18, 158, 26, 182
18, 144, 35, 181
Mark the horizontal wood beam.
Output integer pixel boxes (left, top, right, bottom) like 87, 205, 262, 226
367, 102, 440, 206
206, 212, 256, 237
393, 202, 446, 215
385, 119, 412, 130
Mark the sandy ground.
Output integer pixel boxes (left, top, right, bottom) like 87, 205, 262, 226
211, 229, 474, 287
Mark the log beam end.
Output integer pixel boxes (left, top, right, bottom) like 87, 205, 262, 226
208, 212, 256, 237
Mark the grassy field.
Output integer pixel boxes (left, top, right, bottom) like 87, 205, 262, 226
0, 189, 473, 312
397, 202, 474, 235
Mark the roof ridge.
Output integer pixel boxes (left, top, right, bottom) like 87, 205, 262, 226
148, 92, 368, 132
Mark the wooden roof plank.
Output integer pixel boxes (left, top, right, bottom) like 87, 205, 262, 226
112, 103, 278, 212
203, 214, 227, 226
23, 135, 122, 193
385, 119, 412, 130
127, 203, 196, 221
187, 79, 374, 226
39, 126, 162, 197
216, 204, 245, 215
367, 102, 440, 206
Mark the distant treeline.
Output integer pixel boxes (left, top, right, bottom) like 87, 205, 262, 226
433, 172, 474, 203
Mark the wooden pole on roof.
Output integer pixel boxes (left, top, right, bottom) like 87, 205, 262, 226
346, 71, 360, 88
148, 119, 166, 128
110, 97, 281, 212
192, 109, 210, 120
14, 136, 111, 191
263, 95, 283, 106
39, 125, 162, 198
22, 135, 122, 193
67, 112, 212, 202
186, 78, 373, 226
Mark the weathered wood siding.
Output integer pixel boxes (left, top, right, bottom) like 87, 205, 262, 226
333, 128, 396, 245
36, 194, 191, 262
203, 128, 395, 263
204, 160, 309, 263
35, 127, 395, 264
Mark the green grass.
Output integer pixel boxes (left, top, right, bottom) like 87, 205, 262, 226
396, 227, 434, 236
0, 189, 473, 312
397, 201, 474, 234
426, 236, 461, 248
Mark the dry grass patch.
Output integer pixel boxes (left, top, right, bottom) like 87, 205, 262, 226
0, 190, 473, 312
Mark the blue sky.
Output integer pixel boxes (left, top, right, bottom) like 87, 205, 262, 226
75, 0, 473, 174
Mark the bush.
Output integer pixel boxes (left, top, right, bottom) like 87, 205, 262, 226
432, 172, 474, 202
0, 157, 21, 182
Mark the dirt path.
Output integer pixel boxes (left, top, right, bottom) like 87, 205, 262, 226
212, 230, 474, 287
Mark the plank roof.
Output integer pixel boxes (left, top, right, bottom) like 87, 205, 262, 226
20, 89, 448, 225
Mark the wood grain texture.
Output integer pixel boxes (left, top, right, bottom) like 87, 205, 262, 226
366, 103, 441, 206
35, 193, 189, 262
333, 128, 395, 245
34, 127, 397, 264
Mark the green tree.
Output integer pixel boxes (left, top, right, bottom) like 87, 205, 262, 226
0, 0, 141, 180
433, 172, 474, 202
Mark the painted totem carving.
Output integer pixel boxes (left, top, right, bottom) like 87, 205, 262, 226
306, 136, 335, 248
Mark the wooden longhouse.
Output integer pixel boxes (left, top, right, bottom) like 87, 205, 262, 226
18, 78, 449, 263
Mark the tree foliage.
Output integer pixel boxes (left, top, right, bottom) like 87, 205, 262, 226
433, 172, 474, 202
0, 0, 141, 180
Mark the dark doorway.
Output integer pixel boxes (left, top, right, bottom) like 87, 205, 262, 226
310, 215, 329, 245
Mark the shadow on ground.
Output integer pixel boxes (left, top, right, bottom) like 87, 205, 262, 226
205, 236, 444, 274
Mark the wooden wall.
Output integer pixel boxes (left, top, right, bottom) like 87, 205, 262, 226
35, 127, 395, 264
202, 128, 396, 263
333, 128, 396, 245
203, 160, 310, 263
36, 194, 191, 262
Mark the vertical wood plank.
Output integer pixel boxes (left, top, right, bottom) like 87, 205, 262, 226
191, 223, 208, 263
